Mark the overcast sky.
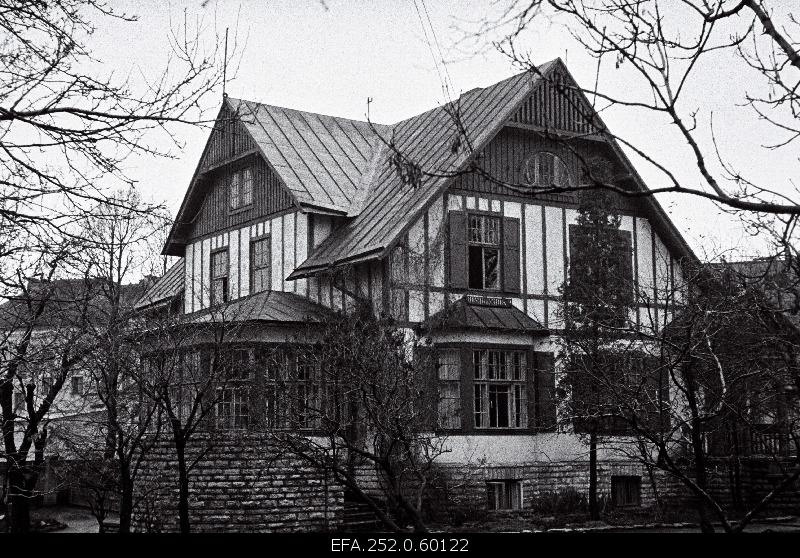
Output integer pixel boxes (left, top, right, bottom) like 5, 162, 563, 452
89, 0, 796, 262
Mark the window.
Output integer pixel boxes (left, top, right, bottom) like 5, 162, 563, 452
14, 391, 25, 411
468, 215, 500, 290
71, 376, 84, 395
567, 224, 634, 326
611, 476, 641, 507
229, 166, 253, 210
211, 249, 229, 305
263, 350, 289, 428
215, 348, 252, 429
250, 236, 271, 294
524, 152, 571, 189
216, 387, 249, 429
41, 376, 52, 397
437, 349, 462, 430
474, 350, 527, 429
487, 480, 523, 511
293, 354, 320, 429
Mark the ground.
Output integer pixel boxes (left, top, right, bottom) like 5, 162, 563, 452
27, 505, 800, 533
32, 506, 119, 533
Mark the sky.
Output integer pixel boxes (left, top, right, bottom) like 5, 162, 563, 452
85, 0, 799, 262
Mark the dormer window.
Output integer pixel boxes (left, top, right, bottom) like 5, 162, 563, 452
229, 166, 253, 210
524, 152, 571, 189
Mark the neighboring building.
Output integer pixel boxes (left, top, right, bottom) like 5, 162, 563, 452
134, 59, 699, 531
0, 277, 149, 507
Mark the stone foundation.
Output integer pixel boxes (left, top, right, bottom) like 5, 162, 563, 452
132, 432, 343, 532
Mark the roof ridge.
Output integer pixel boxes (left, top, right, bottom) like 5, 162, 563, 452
227, 97, 392, 129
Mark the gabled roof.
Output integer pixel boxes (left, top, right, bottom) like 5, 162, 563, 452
134, 260, 184, 311
424, 295, 547, 333
289, 62, 556, 277
227, 98, 391, 215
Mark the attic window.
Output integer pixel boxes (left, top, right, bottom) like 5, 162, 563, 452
229, 166, 253, 210
524, 152, 571, 190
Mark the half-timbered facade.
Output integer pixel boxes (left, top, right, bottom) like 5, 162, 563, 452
136, 59, 697, 528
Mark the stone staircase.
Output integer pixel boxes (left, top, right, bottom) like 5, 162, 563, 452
340, 490, 387, 532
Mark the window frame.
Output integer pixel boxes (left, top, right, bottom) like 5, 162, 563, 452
487, 480, 523, 511
611, 475, 642, 508
228, 165, 254, 212
466, 212, 502, 292
473, 349, 527, 430
71, 375, 84, 396
436, 349, 462, 431
210, 247, 230, 306
250, 234, 272, 294
524, 151, 572, 189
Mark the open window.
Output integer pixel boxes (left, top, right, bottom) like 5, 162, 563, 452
473, 349, 527, 429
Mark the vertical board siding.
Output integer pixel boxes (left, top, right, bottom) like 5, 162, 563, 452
509, 71, 599, 133
284, 212, 296, 290
184, 245, 195, 314
201, 238, 211, 309
295, 213, 308, 295
192, 154, 294, 241
271, 217, 283, 292
230, 228, 240, 299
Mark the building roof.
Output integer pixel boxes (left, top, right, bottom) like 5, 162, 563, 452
0, 278, 149, 330
289, 64, 554, 277
159, 58, 697, 289
187, 290, 334, 325
227, 98, 391, 216
424, 295, 547, 334
134, 260, 184, 310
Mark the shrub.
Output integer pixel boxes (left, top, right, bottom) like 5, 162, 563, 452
529, 487, 588, 515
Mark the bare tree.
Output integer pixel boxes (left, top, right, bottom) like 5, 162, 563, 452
564, 258, 800, 532
133, 298, 252, 534
0, 249, 99, 532
264, 300, 448, 533
0, 0, 236, 280
57, 188, 171, 533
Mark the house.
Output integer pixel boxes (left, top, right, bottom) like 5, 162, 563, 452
0, 277, 149, 509
133, 59, 699, 531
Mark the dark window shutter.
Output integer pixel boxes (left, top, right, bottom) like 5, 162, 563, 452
534, 351, 557, 431
526, 348, 537, 430
641, 355, 670, 433
616, 230, 634, 304
415, 346, 437, 431
448, 212, 468, 289
502, 217, 521, 293
460, 347, 474, 433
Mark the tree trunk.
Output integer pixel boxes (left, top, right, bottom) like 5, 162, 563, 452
691, 417, 715, 533
119, 472, 134, 534
175, 438, 190, 534
7, 467, 31, 533
588, 428, 599, 520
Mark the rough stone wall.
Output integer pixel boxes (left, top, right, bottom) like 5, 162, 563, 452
420, 460, 668, 520
132, 432, 343, 532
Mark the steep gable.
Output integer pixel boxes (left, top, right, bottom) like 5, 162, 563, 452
292, 59, 696, 278
163, 99, 388, 256
289, 62, 556, 278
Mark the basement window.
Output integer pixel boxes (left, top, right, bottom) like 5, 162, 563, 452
487, 480, 523, 511
611, 475, 641, 507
